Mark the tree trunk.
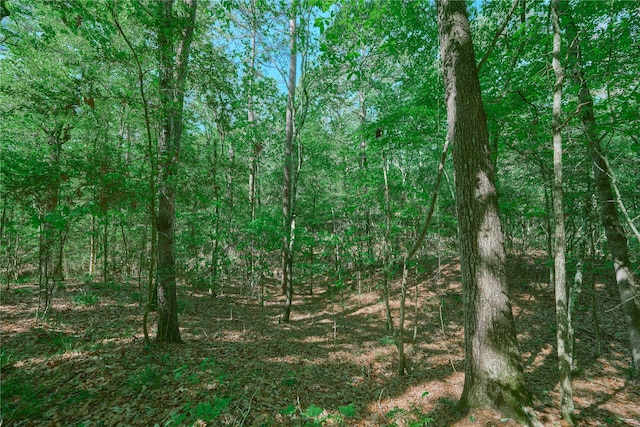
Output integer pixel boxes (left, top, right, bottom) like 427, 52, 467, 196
550, 1, 575, 421
436, 0, 539, 424
248, 2, 260, 292
156, 0, 198, 343
38, 122, 68, 314
567, 15, 640, 377
282, 0, 297, 324
89, 213, 97, 277
103, 210, 109, 284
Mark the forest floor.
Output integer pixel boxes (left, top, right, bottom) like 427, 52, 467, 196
1, 254, 639, 427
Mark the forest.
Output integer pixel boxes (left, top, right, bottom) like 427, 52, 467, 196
1, 0, 639, 425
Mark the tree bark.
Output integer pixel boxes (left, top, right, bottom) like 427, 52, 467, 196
38, 122, 69, 313
248, 0, 260, 292
436, 0, 539, 424
282, 0, 297, 324
566, 14, 640, 377
156, 0, 197, 343
550, 0, 575, 421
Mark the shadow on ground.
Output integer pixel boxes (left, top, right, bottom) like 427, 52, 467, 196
1, 255, 638, 426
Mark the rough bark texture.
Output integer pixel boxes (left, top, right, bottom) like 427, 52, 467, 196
436, 0, 539, 424
550, 0, 575, 421
566, 18, 640, 376
156, 0, 197, 343
282, 2, 297, 323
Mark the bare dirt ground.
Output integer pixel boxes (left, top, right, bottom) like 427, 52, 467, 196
1, 255, 639, 426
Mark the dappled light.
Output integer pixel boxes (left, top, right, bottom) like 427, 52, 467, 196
2, 256, 639, 425
2, 0, 639, 425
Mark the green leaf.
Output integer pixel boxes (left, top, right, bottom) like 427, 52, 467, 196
281, 403, 296, 415
303, 404, 324, 418
338, 403, 357, 418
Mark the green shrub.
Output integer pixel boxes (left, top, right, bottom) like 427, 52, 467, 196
72, 290, 100, 306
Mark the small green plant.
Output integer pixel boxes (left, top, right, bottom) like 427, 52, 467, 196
281, 371, 297, 387
41, 330, 77, 352
338, 403, 357, 418
386, 406, 434, 427
174, 364, 199, 383
165, 398, 232, 426
303, 404, 324, 418
438, 397, 456, 409
0, 348, 14, 368
130, 291, 143, 303
198, 356, 216, 372
281, 403, 296, 415
301, 404, 326, 426
378, 336, 395, 346
325, 403, 358, 426
72, 290, 100, 306
0, 375, 46, 420
127, 366, 164, 392
409, 415, 435, 427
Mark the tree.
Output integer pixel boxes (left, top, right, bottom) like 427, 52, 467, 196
156, 0, 198, 343
436, 0, 539, 423
566, 6, 640, 377
550, 0, 574, 421
281, 0, 297, 324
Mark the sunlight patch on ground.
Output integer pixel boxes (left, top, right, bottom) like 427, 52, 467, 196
523, 342, 553, 371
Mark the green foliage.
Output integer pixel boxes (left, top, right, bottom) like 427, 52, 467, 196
385, 406, 434, 427
165, 398, 232, 427
337, 403, 357, 418
301, 404, 327, 426
303, 404, 324, 418
281, 403, 297, 415
173, 364, 199, 383
281, 371, 297, 387
0, 374, 46, 420
126, 366, 165, 392
0, 345, 11, 363
71, 290, 100, 306
438, 397, 456, 409
378, 336, 395, 346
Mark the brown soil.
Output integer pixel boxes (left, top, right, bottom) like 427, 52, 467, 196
1, 255, 638, 426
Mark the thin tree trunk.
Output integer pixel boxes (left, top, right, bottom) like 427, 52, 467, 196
156, 0, 198, 343
38, 123, 67, 314
550, 1, 574, 421
282, 0, 297, 324
111, 7, 158, 344
103, 210, 109, 284
89, 213, 97, 277
248, 2, 260, 292
436, 0, 540, 423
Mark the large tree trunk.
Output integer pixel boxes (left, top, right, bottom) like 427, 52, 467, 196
550, 0, 575, 421
436, 0, 539, 424
282, 0, 297, 324
156, 0, 197, 343
567, 16, 640, 377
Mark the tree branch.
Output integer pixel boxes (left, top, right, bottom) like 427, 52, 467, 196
477, 0, 520, 73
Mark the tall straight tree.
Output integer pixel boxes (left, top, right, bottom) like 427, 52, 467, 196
156, 0, 198, 343
281, 0, 297, 324
436, 0, 540, 424
550, 0, 574, 421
